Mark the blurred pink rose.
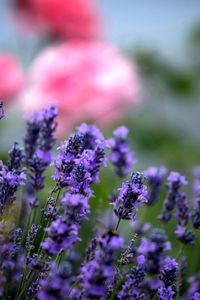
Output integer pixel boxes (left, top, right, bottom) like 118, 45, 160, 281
12, 0, 102, 39
0, 53, 24, 103
20, 41, 140, 134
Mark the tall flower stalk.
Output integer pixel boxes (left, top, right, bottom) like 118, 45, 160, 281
0, 105, 199, 300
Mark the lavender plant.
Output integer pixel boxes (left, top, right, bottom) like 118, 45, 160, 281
0, 103, 200, 299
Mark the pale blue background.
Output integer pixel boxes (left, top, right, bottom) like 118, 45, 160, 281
0, 0, 200, 61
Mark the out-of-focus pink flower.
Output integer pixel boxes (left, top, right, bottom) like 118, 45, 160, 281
20, 41, 140, 135
11, 0, 37, 32
0, 54, 24, 103
12, 0, 102, 39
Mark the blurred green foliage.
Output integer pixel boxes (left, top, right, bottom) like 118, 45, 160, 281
132, 22, 200, 99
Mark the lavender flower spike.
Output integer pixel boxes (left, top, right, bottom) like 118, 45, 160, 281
160, 171, 187, 222
79, 231, 123, 299
38, 262, 72, 300
53, 123, 106, 191
144, 166, 167, 205
175, 193, 195, 244
108, 126, 135, 178
42, 218, 79, 255
138, 229, 171, 275
192, 166, 200, 229
157, 286, 175, 300
157, 257, 178, 299
24, 105, 57, 190
118, 255, 145, 300
160, 257, 178, 291
42, 191, 90, 255
0, 160, 26, 214
0, 101, 5, 120
7, 142, 24, 171
112, 172, 147, 220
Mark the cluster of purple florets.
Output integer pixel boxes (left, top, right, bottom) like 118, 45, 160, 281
0, 104, 200, 299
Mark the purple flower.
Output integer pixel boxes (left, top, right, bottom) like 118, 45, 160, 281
61, 192, 90, 223
0, 101, 4, 120
187, 274, 200, 298
24, 105, 57, 190
7, 142, 24, 171
144, 166, 167, 205
157, 286, 175, 300
43, 182, 91, 256
160, 257, 178, 292
160, 171, 187, 222
192, 292, 200, 300
176, 193, 189, 227
79, 231, 123, 299
131, 220, 151, 235
108, 126, 135, 178
118, 257, 145, 300
53, 136, 83, 187
168, 172, 187, 186
138, 229, 171, 274
192, 210, 200, 230
175, 225, 195, 245
68, 151, 94, 195
192, 167, 200, 229
0, 161, 26, 214
38, 262, 72, 300
175, 193, 195, 244
43, 124, 106, 257
53, 123, 106, 191
112, 172, 147, 220
77, 123, 105, 150
42, 218, 79, 255
26, 224, 38, 252
0, 223, 24, 295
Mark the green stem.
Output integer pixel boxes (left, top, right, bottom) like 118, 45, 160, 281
176, 244, 184, 300
17, 187, 61, 300
14, 273, 24, 300
16, 272, 35, 300
56, 251, 64, 266
176, 244, 184, 260
115, 218, 121, 231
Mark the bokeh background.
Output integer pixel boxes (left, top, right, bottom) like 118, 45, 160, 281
1, 0, 200, 173
1, 0, 200, 276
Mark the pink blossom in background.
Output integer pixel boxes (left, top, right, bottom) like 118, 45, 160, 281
0, 53, 24, 103
20, 41, 140, 135
12, 0, 103, 39
11, 0, 36, 31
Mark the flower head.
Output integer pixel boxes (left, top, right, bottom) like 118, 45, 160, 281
118, 254, 145, 299
144, 166, 167, 205
138, 229, 171, 274
113, 172, 147, 220
0, 101, 5, 120
160, 171, 187, 222
24, 105, 57, 190
0, 53, 24, 103
53, 123, 106, 193
38, 262, 72, 300
108, 126, 135, 178
160, 257, 178, 292
20, 41, 140, 135
0, 161, 26, 214
79, 231, 123, 299
42, 218, 79, 255
13, 0, 103, 39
